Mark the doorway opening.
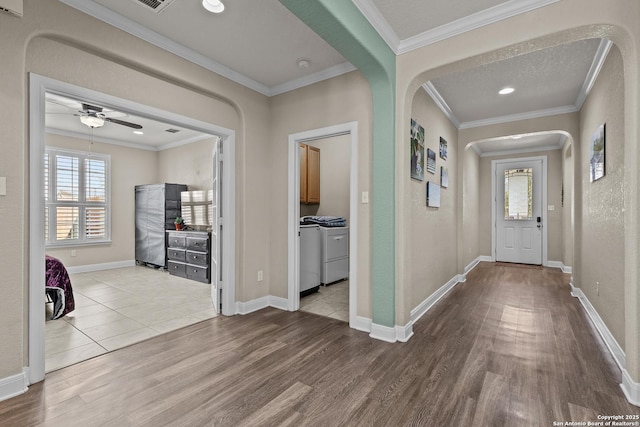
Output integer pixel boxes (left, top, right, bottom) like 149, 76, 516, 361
29, 74, 236, 383
287, 122, 359, 328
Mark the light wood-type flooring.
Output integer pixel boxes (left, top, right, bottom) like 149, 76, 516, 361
1, 262, 638, 426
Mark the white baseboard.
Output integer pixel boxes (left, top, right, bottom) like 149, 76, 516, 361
570, 283, 640, 408
0, 370, 28, 402
66, 260, 135, 274
236, 295, 290, 315
410, 275, 460, 324
570, 284, 626, 370
352, 316, 372, 333
621, 369, 640, 407
268, 296, 289, 311
546, 260, 572, 273
369, 323, 397, 343
395, 322, 413, 342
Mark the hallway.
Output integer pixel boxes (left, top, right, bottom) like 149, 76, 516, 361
0, 263, 636, 425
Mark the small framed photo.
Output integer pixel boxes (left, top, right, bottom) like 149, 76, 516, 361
439, 137, 448, 160
441, 167, 449, 188
426, 148, 436, 174
426, 181, 441, 208
410, 119, 425, 181
589, 123, 605, 182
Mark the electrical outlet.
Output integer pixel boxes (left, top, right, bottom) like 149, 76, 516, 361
71, 250, 77, 257
596, 281, 600, 296
258, 270, 263, 282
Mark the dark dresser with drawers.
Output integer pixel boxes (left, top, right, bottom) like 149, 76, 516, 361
166, 231, 211, 283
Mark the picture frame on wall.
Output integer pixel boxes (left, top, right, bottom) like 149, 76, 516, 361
426, 181, 441, 208
410, 119, 425, 181
439, 137, 448, 160
441, 167, 449, 188
589, 123, 606, 182
426, 148, 436, 174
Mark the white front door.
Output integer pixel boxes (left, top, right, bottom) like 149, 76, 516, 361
211, 138, 222, 313
495, 159, 543, 265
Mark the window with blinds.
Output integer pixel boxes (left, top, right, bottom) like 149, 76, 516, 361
45, 147, 111, 246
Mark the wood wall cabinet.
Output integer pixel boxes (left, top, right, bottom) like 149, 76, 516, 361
300, 143, 320, 204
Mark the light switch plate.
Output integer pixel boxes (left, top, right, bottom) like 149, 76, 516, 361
548, 205, 555, 211
0, 177, 6, 196
361, 191, 369, 204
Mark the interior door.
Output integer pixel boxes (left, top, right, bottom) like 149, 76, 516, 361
211, 138, 222, 313
496, 159, 543, 265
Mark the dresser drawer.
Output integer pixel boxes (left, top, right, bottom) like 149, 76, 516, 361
168, 234, 186, 249
167, 260, 187, 278
187, 236, 209, 252
186, 250, 208, 267
167, 248, 186, 262
186, 263, 210, 283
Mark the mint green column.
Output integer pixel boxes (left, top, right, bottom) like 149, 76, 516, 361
280, 0, 396, 328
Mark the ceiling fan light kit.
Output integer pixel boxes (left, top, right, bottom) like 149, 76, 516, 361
202, 0, 224, 13
80, 114, 105, 128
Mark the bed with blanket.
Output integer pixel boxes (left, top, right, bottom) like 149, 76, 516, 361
45, 255, 75, 320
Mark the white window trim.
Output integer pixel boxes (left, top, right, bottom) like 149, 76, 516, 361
45, 146, 111, 247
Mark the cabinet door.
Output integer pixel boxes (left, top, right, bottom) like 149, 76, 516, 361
299, 143, 308, 203
307, 146, 320, 204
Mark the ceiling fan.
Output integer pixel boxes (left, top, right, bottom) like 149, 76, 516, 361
76, 103, 143, 130
45, 93, 143, 130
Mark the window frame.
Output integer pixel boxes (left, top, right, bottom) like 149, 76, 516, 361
45, 146, 111, 247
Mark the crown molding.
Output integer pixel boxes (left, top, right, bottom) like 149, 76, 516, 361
575, 38, 613, 110
459, 105, 579, 129
270, 62, 357, 96
57, 0, 357, 97
479, 144, 563, 157
422, 82, 460, 128
354, 0, 560, 54
45, 127, 209, 151
351, 0, 401, 53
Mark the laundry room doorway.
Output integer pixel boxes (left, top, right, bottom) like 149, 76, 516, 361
287, 122, 359, 328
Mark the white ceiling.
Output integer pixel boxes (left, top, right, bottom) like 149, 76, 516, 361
54, 0, 607, 155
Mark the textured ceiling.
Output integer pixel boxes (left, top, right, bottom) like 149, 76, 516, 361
429, 38, 602, 125
369, 0, 509, 39
93, 0, 348, 89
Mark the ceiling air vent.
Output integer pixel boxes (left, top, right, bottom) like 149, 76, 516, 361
131, 0, 176, 14
165, 128, 181, 133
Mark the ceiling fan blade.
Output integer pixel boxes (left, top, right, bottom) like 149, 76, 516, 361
104, 117, 143, 129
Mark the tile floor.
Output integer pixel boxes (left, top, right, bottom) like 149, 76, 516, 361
45, 265, 216, 372
299, 280, 349, 322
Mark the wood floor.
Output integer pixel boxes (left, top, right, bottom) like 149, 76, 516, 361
1, 262, 638, 426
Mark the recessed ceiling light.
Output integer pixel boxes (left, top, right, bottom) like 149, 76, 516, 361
133, 130, 144, 135
202, 0, 224, 13
499, 87, 515, 95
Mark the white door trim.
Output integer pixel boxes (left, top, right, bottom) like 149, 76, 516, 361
287, 122, 358, 328
491, 155, 548, 266
28, 74, 237, 385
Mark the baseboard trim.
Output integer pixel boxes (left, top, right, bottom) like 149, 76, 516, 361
236, 295, 290, 315
268, 296, 289, 311
0, 370, 28, 403
621, 369, 640, 407
395, 322, 414, 343
410, 275, 459, 324
571, 284, 627, 378
369, 323, 397, 343
352, 316, 372, 333
546, 260, 572, 273
66, 260, 135, 274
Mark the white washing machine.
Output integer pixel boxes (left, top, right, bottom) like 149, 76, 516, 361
300, 224, 321, 294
